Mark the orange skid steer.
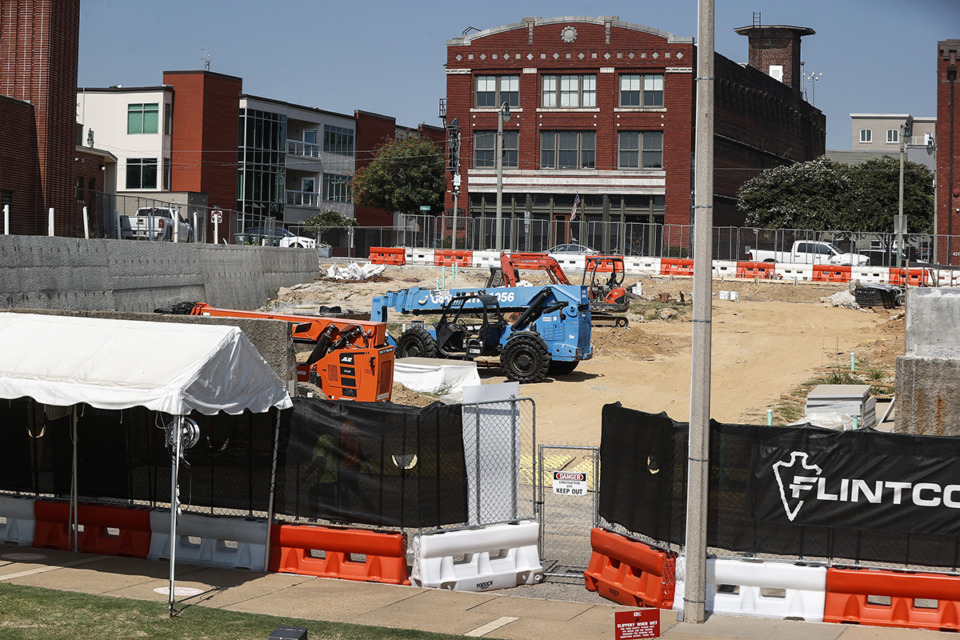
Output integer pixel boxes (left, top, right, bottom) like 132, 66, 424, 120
186, 303, 394, 402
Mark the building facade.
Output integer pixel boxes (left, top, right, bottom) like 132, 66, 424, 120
443, 16, 825, 253
237, 96, 356, 231
937, 39, 960, 265
354, 110, 445, 227
77, 86, 174, 194
851, 114, 936, 155
0, 0, 82, 235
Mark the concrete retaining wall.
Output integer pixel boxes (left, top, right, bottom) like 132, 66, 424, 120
0, 236, 320, 312
894, 287, 960, 436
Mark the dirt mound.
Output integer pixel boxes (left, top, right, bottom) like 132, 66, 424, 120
590, 325, 680, 360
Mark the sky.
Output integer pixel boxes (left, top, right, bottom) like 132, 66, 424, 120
77, 0, 958, 151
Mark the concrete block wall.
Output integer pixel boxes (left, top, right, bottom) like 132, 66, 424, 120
894, 287, 960, 436
0, 236, 320, 313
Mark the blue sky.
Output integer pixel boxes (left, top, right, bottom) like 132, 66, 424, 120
77, 0, 958, 150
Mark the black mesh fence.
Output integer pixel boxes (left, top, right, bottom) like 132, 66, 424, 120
599, 403, 960, 570
274, 398, 467, 528
2, 397, 475, 531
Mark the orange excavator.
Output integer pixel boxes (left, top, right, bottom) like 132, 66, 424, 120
179, 303, 394, 402
485, 252, 629, 326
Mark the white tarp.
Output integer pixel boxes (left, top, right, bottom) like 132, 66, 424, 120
393, 357, 481, 396
0, 313, 292, 415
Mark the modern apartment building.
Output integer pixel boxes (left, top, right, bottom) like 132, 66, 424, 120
237, 96, 356, 230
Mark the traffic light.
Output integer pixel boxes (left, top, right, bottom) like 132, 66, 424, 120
447, 119, 461, 174
903, 115, 914, 139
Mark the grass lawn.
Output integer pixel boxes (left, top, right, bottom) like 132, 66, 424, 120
0, 583, 464, 640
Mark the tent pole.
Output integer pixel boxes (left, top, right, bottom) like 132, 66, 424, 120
168, 416, 182, 616
70, 407, 78, 553
264, 409, 281, 571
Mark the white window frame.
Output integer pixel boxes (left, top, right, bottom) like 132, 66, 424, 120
886, 129, 899, 144
859, 129, 873, 143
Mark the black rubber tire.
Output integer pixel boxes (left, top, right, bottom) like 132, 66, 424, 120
548, 360, 579, 376
397, 327, 439, 358
501, 333, 550, 383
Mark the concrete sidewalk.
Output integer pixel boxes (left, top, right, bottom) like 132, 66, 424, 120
0, 545, 936, 639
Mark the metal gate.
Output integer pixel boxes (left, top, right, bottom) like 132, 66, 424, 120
537, 444, 599, 579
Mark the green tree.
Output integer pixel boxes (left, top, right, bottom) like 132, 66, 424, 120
303, 209, 356, 244
351, 136, 445, 216
845, 155, 934, 234
737, 157, 853, 230
737, 155, 935, 234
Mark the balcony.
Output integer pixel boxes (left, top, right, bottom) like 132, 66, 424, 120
287, 139, 322, 158
286, 190, 320, 208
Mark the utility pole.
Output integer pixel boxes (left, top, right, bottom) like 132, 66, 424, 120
897, 115, 913, 268
683, 0, 715, 625
495, 102, 511, 251
448, 119, 461, 250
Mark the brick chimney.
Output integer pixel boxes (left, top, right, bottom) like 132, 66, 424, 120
734, 23, 815, 93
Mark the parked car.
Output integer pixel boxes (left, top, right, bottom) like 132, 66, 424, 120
120, 207, 193, 242
547, 244, 598, 254
242, 227, 316, 249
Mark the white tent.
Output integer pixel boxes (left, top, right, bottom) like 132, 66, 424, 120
0, 313, 292, 613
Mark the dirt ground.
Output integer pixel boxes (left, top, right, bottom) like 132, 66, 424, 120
276, 263, 905, 446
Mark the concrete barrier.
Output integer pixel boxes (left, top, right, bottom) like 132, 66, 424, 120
0, 236, 319, 313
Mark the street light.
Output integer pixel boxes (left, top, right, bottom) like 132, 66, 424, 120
495, 101, 511, 251
803, 71, 822, 106
897, 115, 914, 268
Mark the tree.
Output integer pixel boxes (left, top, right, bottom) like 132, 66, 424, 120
737, 155, 935, 233
845, 155, 934, 234
303, 210, 356, 245
737, 157, 853, 230
351, 136, 445, 216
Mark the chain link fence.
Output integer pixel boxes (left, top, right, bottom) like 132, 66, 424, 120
537, 444, 599, 579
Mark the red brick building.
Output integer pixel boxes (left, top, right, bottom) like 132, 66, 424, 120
163, 71, 242, 243
937, 39, 960, 265
0, 0, 81, 235
443, 16, 825, 254
354, 110, 445, 227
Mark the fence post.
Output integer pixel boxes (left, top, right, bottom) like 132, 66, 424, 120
115, 210, 121, 239
48, 208, 54, 236
3, 204, 8, 235
82, 206, 89, 239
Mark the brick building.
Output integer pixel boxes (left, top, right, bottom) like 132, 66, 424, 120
443, 16, 825, 254
937, 39, 960, 265
354, 110, 445, 227
0, 0, 83, 235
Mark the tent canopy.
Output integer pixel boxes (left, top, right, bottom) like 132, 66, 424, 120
0, 313, 292, 415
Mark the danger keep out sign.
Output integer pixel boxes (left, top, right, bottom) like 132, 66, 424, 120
552, 470, 587, 496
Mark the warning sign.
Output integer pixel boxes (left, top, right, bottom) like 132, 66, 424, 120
552, 470, 587, 496
615, 609, 660, 639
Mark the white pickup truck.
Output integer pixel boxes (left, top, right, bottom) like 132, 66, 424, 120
745, 240, 869, 266
121, 207, 193, 242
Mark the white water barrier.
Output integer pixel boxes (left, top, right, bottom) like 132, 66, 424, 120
549, 253, 586, 272
148, 511, 268, 571
0, 496, 35, 546
712, 260, 738, 279
472, 251, 500, 268
405, 248, 435, 265
851, 266, 890, 284
706, 558, 826, 622
410, 521, 543, 591
624, 257, 660, 276
775, 264, 814, 282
